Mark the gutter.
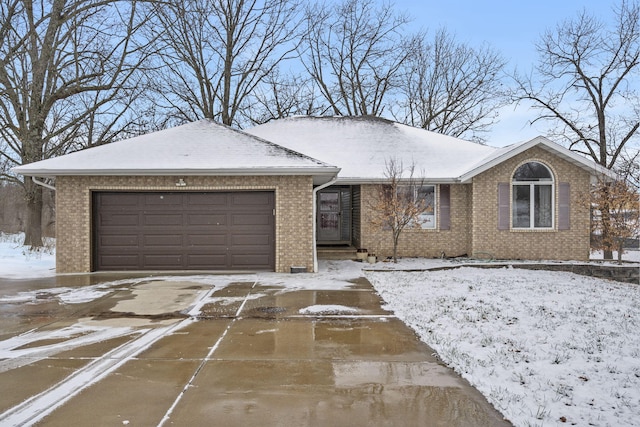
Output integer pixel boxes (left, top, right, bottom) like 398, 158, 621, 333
11, 167, 340, 177
31, 176, 56, 191
311, 175, 338, 273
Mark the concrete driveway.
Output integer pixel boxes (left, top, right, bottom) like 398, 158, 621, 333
0, 270, 511, 426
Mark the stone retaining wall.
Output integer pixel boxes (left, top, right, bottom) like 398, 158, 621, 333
415, 262, 639, 284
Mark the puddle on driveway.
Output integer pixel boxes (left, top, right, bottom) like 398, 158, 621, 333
0, 275, 511, 427
214, 317, 436, 362
203, 286, 393, 320
171, 359, 509, 427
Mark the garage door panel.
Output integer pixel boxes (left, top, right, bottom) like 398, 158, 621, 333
144, 194, 183, 206
186, 233, 227, 247
98, 193, 140, 207
230, 253, 272, 267
231, 213, 272, 226
231, 233, 270, 246
143, 213, 184, 226
100, 234, 140, 247
188, 213, 227, 226
144, 234, 183, 247
186, 254, 228, 268
232, 192, 272, 206
143, 254, 184, 268
99, 213, 140, 227
187, 193, 228, 206
99, 254, 140, 268
94, 191, 274, 271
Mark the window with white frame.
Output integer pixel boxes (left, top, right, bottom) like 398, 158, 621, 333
512, 162, 554, 229
397, 185, 436, 229
417, 185, 436, 229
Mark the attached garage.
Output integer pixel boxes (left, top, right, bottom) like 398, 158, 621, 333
13, 119, 339, 273
93, 191, 275, 271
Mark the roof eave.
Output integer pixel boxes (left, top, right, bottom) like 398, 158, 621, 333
458, 136, 618, 182
334, 177, 461, 185
12, 166, 339, 176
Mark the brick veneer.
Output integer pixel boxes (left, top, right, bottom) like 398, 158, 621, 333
359, 183, 473, 258
358, 146, 591, 261
55, 175, 314, 273
470, 146, 591, 261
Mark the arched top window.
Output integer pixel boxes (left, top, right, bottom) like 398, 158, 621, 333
513, 162, 553, 182
512, 161, 554, 229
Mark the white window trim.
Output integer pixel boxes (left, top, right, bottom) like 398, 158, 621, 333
400, 184, 436, 230
416, 184, 436, 230
512, 181, 555, 230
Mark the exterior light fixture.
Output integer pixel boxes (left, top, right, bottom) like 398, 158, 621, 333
176, 178, 187, 187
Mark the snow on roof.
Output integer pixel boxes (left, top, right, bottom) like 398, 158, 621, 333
14, 116, 609, 185
246, 116, 497, 182
459, 136, 616, 182
13, 119, 339, 182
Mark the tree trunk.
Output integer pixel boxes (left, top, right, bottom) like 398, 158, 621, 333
600, 188, 614, 260
617, 241, 624, 265
392, 230, 400, 263
23, 178, 44, 247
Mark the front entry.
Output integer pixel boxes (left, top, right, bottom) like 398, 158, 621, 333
317, 187, 351, 244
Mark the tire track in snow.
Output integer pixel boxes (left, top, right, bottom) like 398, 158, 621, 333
0, 326, 138, 374
0, 285, 217, 426
0, 319, 192, 426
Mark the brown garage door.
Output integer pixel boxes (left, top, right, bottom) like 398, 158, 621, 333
93, 191, 275, 271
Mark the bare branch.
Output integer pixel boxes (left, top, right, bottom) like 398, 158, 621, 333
0, 0, 154, 246
510, 1, 640, 170
148, 0, 303, 127
301, 0, 413, 117
392, 28, 508, 143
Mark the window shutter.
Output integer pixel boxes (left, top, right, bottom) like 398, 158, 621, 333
498, 183, 510, 230
439, 184, 450, 230
558, 182, 570, 230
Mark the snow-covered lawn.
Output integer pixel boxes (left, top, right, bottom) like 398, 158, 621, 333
366, 267, 640, 427
0, 233, 55, 278
1, 232, 639, 426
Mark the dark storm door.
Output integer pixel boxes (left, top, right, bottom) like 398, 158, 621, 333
317, 190, 341, 242
93, 191, 274, 271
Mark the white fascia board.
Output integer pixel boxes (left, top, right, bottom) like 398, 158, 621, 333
334, 177, 461, 185
12, 166, 340, 177
458, 136, 617, 183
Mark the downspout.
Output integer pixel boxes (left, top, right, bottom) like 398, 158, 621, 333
312, 175, 338, 273
31, 176, 56, 191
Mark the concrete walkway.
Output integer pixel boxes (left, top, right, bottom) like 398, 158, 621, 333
0, 275, 511, 426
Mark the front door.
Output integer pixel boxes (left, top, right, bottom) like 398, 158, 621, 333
317, 190, 341, 241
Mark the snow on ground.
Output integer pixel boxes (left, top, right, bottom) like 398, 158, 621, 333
366, 267, 640, 427
1, 232, 639, 426
299, 304, 359, 315
256, 259, 367, 290
0, 233, 56, 278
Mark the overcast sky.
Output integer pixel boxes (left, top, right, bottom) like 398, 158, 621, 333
390, 0, 616, 146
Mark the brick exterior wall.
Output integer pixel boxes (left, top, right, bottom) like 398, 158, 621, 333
358, 146, 591, 261
358, 183, 473, 259
55, 175, 314, 273
470, 146, 591, 261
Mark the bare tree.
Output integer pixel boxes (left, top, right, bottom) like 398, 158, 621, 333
392, 28, 508, 143
301, 0, 416, 117
512, 1, 639, 259
512, 1, 639, 170
0, 0, 152, 246
369, 159, 430, 263
149, 0, 302, 127
242, 68, 329, 125
590, 178, 640, 263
